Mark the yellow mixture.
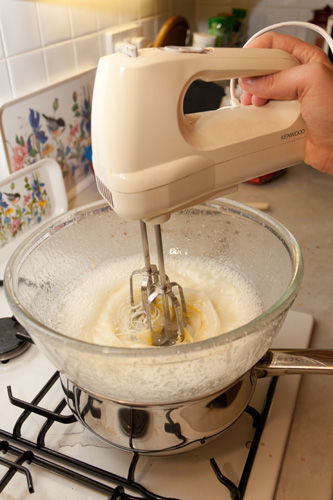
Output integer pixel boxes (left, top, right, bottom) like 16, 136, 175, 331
58, 254, 263, 347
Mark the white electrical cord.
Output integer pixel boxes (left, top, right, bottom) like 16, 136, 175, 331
230, 21, 333, 107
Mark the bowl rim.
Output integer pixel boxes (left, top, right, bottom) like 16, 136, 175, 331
4, 198, 303, 360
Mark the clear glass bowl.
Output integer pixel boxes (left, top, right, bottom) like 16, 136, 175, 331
5, 199, 303, 403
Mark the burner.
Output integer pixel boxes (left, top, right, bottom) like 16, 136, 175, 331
0, 316, 32, 363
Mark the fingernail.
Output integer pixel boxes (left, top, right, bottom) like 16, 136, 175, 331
239, 77, 256, 85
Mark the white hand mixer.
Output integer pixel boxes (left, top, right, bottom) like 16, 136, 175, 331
91, 37, 309, 345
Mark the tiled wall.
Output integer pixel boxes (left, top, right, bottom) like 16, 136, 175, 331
194, 0, 328, 41
2, 0, 327, 107
0, 0, 194, 178
0, 0, 194, 105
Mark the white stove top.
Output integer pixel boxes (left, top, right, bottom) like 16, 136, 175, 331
0, 182, 314, 499
0, 305, 313, 500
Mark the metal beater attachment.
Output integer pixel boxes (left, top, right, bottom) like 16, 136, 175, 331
130, 221, 187, 346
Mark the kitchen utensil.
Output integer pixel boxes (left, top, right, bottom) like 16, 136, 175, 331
5, 199, 333, 454
91, 46, 306, 344
192, 32, 217, 48
3, 198, 301, 401
92, 47, 306, 224
61, 348, 332, 455
153, 15, 190, 48
4, 199, 300, 404
129, 221, 187, 346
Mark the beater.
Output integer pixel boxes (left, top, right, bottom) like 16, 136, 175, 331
129, 221, 187, 345
92, 44, 307, 345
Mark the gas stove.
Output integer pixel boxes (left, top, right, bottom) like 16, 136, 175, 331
0, 189, 314, 500
0, 301, 313, 498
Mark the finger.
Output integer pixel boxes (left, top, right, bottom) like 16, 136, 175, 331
240, 61, 332, 103
240, 91, 268, 107
240, 91, 253, 106
239, 66, 304, 102
244, 32, 330, 66
251, 95, 268, 106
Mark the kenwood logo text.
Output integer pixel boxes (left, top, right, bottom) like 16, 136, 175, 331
281, 129, 306, 140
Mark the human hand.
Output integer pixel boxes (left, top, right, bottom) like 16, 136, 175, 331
239, 32, 333, 174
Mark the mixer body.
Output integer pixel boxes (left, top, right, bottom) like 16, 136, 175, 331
92, 46, 306, 223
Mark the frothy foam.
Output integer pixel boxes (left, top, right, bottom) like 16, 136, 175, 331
57, 254, 263, 347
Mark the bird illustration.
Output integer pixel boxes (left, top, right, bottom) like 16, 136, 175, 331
4, 192, 21, 203
42, 114, 66, 137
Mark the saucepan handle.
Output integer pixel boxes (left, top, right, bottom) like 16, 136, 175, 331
254, 349, 333, 378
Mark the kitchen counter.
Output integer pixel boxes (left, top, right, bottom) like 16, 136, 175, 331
231, 164, 333, 500
69, 162, 333, 500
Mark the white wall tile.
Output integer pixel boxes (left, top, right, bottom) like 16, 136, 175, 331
194, 5, 226, 32
69, 5, 98, 37
252, 0, 270, 8
232, 0, 254, 8
247, 8, 310, 39
44, 41, 77, 85
265, 0, 300, 7
0, 143, 10, 179
119, 0, 139, 24
36, 2, 71, 46
247, 8, 266, 38
74, 34, 100, 74
194, 0, 233, 16
97, 6, 120, 30
0, 60, 13, 106
0, 0, 41, 57
263, 8, 300, 27
292, 20, 313, 42
195, 0, 228, 5
0, 37, 5, 60
298, 8, 312, 21
288, 14, 325, 42
97, 31, 109, 57
172, 0, 193, 9
154, 0, 171, 15
139, 0, 154, 18
299, 0, 327, 10
140, 17, 157, 44
7, 50, 47, 98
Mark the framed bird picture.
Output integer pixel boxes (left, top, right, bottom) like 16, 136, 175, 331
0, 69, 96, 201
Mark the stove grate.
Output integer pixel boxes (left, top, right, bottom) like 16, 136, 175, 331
0, 371, 278, 499
0, 439, 171, 500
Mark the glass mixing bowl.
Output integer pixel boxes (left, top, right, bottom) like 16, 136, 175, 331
4, 199, 303, 404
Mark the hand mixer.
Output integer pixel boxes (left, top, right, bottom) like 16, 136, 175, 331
91, 45, 306, 346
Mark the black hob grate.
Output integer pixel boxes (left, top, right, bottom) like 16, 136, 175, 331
0, 371, 278, 500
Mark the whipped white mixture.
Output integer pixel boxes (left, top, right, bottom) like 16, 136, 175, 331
58, 255, 263, 347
